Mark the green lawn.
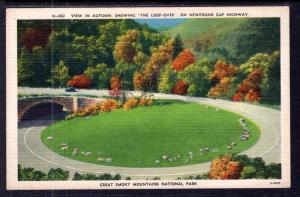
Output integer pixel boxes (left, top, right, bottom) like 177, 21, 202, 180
41, 100, 260, 167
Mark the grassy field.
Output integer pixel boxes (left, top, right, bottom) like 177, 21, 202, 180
41, 100, 260, 167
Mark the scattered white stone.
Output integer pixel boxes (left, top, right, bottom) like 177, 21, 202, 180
61, 146, 68, 150
84, 152, 92, 156
188, 152, 193, 155
105, 157, 112, 163
199, 148, 203, 152
177, 155, 181, 159
72, 148, 79, 155
162, 155, 168, 160
81, 151, 85, 155
168, 158, 173, 162
227, 145, 232, 149
240, 136, 248, 141
231, 142, 236, 146
61, 143, 67, 147
155, 160, 160, 164
173, 157, 177, 160
47, 136, 53, 141
189, 155, 193, 159
199, 152, 203, 156
204, 147, 209, 151
97, 157, 104, 161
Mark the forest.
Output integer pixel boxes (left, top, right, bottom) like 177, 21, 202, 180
17, 18, 280, 104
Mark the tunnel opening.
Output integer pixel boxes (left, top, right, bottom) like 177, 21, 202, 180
21, 102, 69, 122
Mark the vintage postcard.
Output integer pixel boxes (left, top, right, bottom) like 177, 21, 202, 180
6, 6, 290, 189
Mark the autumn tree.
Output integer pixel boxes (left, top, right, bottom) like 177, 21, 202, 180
232, 68, 263, 102
239, 51, 280, 103
209, 155, 243, 180
208, 60, 238, 98
113, 29, 144, 64
172, 80, 188, 95
48, 60, 70, 88
109, 76, 122, 100
67, 74, 92, 89
142, 39, 174, 93
133, 71, 143, 91
172, 49, 196, 71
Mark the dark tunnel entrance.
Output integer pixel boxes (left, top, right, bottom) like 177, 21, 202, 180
21, 102, 69, 121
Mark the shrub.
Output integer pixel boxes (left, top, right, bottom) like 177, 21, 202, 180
73, 172, 122, 180
18, 165, 69, 181
67, 74, 92, 89
172, 80, 188, 95
209, 155, 243, 179
138, 98, 153, 106
123, 97, 139, 110
100, 99, 119, 112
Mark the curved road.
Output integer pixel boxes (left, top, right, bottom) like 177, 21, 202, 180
18, 87, 280, 179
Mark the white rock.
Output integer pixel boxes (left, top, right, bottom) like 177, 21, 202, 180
61, 143, 67, 147
227, 146, 232, 149
84, 152, 92, 156
47, 136, 53, 141
188, 152, 193, 155
177, 155, 181, 159
105, 157, 112, 163
97, 157, 104, 161
61, 146, 68, 150
155, 160, 160, 164
162, 155, 168, 160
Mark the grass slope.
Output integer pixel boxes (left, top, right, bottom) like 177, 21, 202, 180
41, 100, 260, 167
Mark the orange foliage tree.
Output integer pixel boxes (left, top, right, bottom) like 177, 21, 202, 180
172, 80, 188, 95
133, 71, 143, 91
208, 61, 238, 98
109, 76, 122, 98
209, 155, 243, 180
232, 68, 263, 102
172, 49, 196, 71
142, 40, 174, 92
67, 74, 92, 89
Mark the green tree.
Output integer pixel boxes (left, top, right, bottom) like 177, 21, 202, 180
18, 48, 33, 86
179, 58, 211, 96
172, 34, 184, 59
158, 64, 177, 93
48, 60, 70, 88
115, 61, 139, 90
84, 63, 111, 89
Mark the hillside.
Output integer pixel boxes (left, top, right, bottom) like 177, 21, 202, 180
166, 18, 280, 65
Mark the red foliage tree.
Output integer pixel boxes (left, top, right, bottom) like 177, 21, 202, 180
67, 74, 92, 89
209, 155, 243, 180
232, 69, 263, 102
20, 27, 52, 51
109, 76, 122, 98
172, 80, 188, 95
172, 49, 196, 71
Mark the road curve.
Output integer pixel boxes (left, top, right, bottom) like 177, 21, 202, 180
18, 87, 280, 179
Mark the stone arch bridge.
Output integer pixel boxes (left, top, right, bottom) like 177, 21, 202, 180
18, 96, 104, 121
